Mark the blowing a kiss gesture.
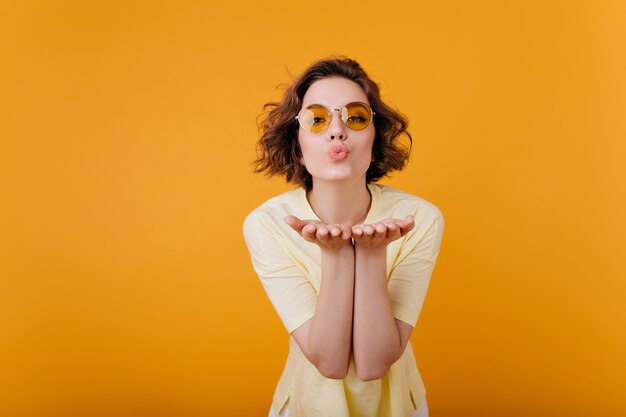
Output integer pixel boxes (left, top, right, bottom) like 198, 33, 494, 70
284, 214, 415, 251
283, 211, 418, 382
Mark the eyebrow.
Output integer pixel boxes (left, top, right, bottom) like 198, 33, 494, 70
301, 101, 367, 109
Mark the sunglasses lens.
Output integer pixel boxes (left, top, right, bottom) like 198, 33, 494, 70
298, 105, 330, 133
342, 102, 372, 131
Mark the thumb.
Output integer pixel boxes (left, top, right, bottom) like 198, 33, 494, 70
401, 215, 415, 233
284, 215, 305, 232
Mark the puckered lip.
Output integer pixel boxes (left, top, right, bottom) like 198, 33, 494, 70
328, 144, 349, 161
328, 144, 349, 154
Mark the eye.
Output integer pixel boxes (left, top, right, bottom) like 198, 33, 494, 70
347, 115, 367, 123
313, 117, 327, 125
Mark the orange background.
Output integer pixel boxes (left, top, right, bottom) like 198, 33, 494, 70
1, 1, 625, 416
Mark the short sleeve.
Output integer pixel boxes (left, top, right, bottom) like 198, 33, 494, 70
242, 211, 317, 333
388, 208, 444, 327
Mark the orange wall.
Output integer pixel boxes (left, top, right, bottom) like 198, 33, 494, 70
1, 1, 625, 416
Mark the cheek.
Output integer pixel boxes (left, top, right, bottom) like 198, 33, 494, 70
368, 135, 376, 162
297, 132, 306, 163
359, 137, 376, 161
297, 134, 314, 164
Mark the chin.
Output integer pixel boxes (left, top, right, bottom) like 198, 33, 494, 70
311, 171, 367, 183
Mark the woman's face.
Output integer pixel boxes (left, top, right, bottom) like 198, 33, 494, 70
298, 77, 375, 186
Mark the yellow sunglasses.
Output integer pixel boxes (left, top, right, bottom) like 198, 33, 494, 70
296, 101, 375, 133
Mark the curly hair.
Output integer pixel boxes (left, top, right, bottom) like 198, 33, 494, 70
254, 56, 412, 191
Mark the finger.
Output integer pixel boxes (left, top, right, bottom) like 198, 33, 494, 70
400, 215, 415, 234
363, 225, 375, 236
302, 223, 318, 240
352, 225, 364, 237
341, 224, 352, 240
284, 215, 304, 232
385, 222, 399, 233
329, 225, 342, 238
316, 226, 330, 240
373, 223, 387, 239
385, 222, 400, 238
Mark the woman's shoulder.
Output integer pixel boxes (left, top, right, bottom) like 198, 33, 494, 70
242, 187, 304, 235
374, 183, 443, 222
246, 187, 303, 216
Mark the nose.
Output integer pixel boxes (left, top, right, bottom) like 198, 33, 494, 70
330, 130, 346, 141
328, 109, 347, 141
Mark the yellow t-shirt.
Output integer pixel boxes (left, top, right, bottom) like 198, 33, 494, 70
243, 183, 444, 417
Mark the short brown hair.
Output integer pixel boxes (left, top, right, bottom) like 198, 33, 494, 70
254, 56, 412, 190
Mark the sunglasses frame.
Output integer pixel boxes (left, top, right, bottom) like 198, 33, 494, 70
295, 101, 375, 133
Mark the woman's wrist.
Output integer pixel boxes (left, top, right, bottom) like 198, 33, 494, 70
354, 245, 386, 258
354, 246, 387, 282
321, 242, 355, 257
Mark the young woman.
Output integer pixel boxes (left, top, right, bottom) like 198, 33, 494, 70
243, 57, 444, 417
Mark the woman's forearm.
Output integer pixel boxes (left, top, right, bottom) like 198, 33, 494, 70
352, 246, 402, 381
306, 245, 355, 379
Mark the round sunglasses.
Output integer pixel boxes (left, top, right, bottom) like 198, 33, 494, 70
296, 101, 375, 133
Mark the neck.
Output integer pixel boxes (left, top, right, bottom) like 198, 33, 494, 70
306, 177, 372, 225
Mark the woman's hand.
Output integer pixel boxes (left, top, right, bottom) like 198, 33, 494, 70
351, 215, 415, 250
284, 215, 353, 252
